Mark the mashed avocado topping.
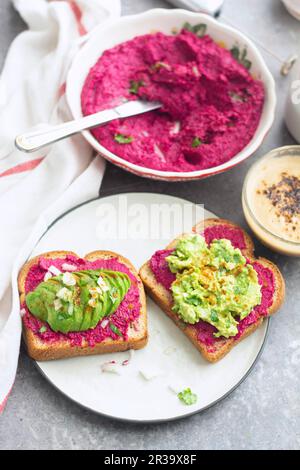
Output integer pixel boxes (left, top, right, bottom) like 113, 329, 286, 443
166, 235, 262, 338
25, 269, 131, 334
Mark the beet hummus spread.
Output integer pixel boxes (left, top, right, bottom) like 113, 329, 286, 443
150, 225, 275, 352
23, 255, 141, 347
81, 28, 265, 172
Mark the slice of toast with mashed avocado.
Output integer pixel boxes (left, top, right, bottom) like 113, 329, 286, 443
140, 218, 285, 363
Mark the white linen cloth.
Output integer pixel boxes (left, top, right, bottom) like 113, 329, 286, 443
0, 0, 121, 412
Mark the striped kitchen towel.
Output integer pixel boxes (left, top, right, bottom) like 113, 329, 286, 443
0, 0, 121, 413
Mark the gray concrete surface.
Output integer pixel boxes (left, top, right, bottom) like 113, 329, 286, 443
0, 0, 300, 450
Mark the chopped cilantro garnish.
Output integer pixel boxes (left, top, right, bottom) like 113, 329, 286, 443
210, 310, 219, 323
186, 296, 201, 306
192, 137, 202, 148
192, 23, 207, 37
240, 48, 252, 70
183, 21, 193, 32
243, 59, 251, 70
183, 22, 207, 37
178, 388, 198, 406
230, 45, 240, 61
39, 326, 47, 334
233, 253, 242, 264
110, 323, 123, 337
114, 134, 134, 144
230, 45, 252, 70
129, 80, 144, 94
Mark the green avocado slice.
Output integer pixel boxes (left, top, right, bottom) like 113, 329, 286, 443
80, 305, 93, 332
100, 272, 114, 318
108, 273, 122, 307
25, 269, 131, 334
107, 274, 121, 311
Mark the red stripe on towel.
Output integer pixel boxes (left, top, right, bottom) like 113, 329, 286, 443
0, 157, 44, 178
68, 1, 87, 36
58, 81, 66, 99
0, 387, 12, 414
49, 1, 87, 36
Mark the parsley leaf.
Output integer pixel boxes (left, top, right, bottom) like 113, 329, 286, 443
192, 137, 202, 148
210, 310, 219, 323
230, 45, 252, 70
110, 323, 123, 337
39, 326, 47, 334
183, 22, 207, 37
178, 388, 198, 406
114, 134, 134, 144
230, 45, 240, 61
192, 23, 207, 37
129, 80, 144, 94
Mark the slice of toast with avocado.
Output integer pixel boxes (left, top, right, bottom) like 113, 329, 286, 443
139, 218, 285, 363
19, 250, 147, 361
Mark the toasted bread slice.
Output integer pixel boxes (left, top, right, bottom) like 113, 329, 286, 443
19, 250, 147, 361
140, 219, 285, 363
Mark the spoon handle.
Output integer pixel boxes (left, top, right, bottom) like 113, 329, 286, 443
15, 109, 116, 153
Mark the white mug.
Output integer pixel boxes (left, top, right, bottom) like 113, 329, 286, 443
285, 57, 300, 143
282, 0, 300, 20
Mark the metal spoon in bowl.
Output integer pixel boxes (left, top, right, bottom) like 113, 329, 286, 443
15, 100, 161, 153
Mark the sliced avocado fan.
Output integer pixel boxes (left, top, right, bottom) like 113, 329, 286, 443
25, 269, 131, 334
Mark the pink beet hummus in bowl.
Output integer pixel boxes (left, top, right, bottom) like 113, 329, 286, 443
66, 9, 276, 182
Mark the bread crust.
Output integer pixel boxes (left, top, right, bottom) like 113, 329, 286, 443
19, 251, 148, 361
140, 218, 285, 363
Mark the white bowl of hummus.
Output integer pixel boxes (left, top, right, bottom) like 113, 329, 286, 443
66, 9, 276, 181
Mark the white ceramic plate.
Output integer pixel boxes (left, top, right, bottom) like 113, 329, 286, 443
66, 8, 276, 182
31, 193, 268, 422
